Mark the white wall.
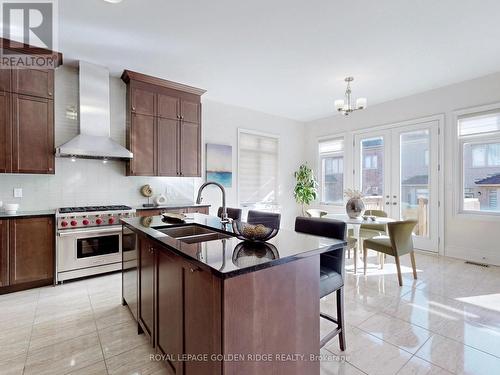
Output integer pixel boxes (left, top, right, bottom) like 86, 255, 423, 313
304, 71, 500, 266
0, 66, 304, 228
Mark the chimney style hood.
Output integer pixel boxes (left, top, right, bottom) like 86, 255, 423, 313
56, 61, 133, 160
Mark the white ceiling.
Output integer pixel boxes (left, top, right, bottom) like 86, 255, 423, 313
59, 0, 500, 121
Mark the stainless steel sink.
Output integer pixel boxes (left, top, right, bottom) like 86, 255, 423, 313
155, 225, 232, 244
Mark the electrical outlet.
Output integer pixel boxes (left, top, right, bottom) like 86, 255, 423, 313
14, 188, 23, 198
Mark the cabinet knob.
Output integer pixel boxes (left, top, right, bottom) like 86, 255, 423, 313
48, 92, 52, 96
132, 106, 136, 111
190, 267, 199, 273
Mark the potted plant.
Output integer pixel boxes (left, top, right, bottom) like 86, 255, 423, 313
294, 164, 318, 216
344, 188, 365, 218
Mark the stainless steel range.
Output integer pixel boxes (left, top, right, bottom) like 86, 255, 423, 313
56, 205, 135, 282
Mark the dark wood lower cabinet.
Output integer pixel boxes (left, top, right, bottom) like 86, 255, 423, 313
139, 238, 155, 340
0, 216, 55, 294
0, 220, 8, 287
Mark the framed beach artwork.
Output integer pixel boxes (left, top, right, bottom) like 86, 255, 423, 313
206, 143, 233, 187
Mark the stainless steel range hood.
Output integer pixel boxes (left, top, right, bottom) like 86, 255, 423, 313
56, 61, 133, 160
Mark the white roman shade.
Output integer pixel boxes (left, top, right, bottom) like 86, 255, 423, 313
239, 131, 279, 205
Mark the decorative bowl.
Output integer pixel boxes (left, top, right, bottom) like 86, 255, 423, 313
231, 220, 279, 242
232, 241, 279, 268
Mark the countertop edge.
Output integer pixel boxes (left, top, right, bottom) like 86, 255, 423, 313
0, 210, 56, 219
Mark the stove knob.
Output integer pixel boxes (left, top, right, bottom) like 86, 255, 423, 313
61, 221, 68, 227
70, 220, 78, 227
96, 218, 103, 225
82, 219, 89, 225
108, 217, 115, 224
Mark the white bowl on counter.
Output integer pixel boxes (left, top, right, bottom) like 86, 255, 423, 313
4, 203, 19, 214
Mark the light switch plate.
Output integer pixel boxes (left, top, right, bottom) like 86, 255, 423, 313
14, 188, 23, 198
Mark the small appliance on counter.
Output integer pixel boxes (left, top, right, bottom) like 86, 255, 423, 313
3, 203, 19, 214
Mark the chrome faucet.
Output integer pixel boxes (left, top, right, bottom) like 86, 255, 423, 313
196, 181, 229, 224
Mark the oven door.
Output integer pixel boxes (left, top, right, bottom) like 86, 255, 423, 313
57, 226, 123, 272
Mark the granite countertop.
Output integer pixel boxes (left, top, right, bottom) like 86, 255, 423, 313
121, 213, 346, 279
0, 209, 56, 218
134, 203, 211, 210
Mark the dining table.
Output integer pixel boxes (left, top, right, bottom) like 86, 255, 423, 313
325, 213, 395, 273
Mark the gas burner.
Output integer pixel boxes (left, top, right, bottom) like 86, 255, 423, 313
59, 205, 132, 214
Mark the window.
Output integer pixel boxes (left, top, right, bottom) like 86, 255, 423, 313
459, 110, 500, 214
319, 138, 344, 204
238, 131, 279, 206
364, 155, 378, 169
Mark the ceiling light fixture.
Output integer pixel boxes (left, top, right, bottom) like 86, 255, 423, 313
334, 77, 367, 116
103, 0, 123, 3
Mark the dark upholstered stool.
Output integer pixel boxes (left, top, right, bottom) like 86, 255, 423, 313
294, 216, 346, 350
247, 210, 281, 230
217, 207, 242, 221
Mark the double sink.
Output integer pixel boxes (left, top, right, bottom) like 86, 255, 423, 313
154, 224, 233, 244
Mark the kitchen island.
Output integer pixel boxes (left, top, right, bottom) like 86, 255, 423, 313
121, 213, 345, 375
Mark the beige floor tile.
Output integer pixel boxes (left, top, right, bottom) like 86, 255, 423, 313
99, 320, 149, 359
415, 334, 500, 375
0, 325, 32, 363
24, 332, 104, 375
397, 356, 452, 375
105, 344, 168, 375
326, 326, 412, 375
66, 360, 108, 375
320, 353, 365, 374
29, 311, 97, 351
358, 313, 431, 354
34, 298, 93, 325
93, 304, 135, 330
0, 354, 27, 375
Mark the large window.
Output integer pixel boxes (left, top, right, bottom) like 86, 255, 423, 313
238, 131, 279, 206
459, 110, 500, 213
319, 138, 344, 204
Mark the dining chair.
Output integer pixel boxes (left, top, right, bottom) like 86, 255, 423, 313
362, 220, 418, 286
217, 207, 242, 221
247, 210, 281, 230
294, 216, 346, 350
306, 209, 328, 218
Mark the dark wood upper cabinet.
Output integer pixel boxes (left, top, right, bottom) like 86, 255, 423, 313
180, 100, 200, 124
0, 220, 8, 288
157, 93, 179, 120
129, 113, 156, 176
157, 118, 179, 176
180, 121, 201, 177
0, 69, 11, 93
157, 249, 184, 374
122, 70, 205, 177
139, 238, 155, 341
131, 86, 156, 116
12, 94, 54, 174
9, 216, 54, 285
12, 69, 54, 99
0, 92, 11, 173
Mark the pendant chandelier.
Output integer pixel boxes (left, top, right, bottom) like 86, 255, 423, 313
334, 77, 367, 116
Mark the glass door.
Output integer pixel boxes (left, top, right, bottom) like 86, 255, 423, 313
354, 121, 439, 252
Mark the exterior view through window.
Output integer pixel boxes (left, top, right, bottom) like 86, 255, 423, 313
319, 138, 344, 204
459, 110, 500, 213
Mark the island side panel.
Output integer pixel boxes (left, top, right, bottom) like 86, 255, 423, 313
222, 255, 320, 375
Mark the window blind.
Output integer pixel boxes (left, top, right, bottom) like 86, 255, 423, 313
239, 131, 279, 205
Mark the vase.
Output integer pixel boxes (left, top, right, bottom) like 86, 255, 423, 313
346, 198, 365, 219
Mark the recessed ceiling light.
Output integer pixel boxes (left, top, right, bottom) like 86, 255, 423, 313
103, 0, 123, 3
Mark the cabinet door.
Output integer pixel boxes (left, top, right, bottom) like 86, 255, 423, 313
129, 113, 156, 176
157, 250, 184, 374
179, 121, 200, 177
183, 264, 222, 374
12, 95, 54, 174
131, 86, 155, 116
157, 118, 179, 176
180, 100, 200, 124
0, 220, 8, 287
0, 69, 11, 93
139, 238, 155, 340
186, 207, 209, 215
158, 94, 179, 120
12, 69, 54, 99
0, 92, 11, 173
9, 217, 54, 285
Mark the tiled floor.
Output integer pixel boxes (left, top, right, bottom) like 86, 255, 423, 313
0, 251, 499, 375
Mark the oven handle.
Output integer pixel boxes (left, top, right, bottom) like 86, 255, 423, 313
58, 226, 122, 237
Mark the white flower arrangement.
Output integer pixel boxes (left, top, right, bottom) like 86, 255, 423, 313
344, 188, 364, 199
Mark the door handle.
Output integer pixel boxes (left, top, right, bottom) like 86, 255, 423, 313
392, 202, 397, 205
385, 202, 390, 205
